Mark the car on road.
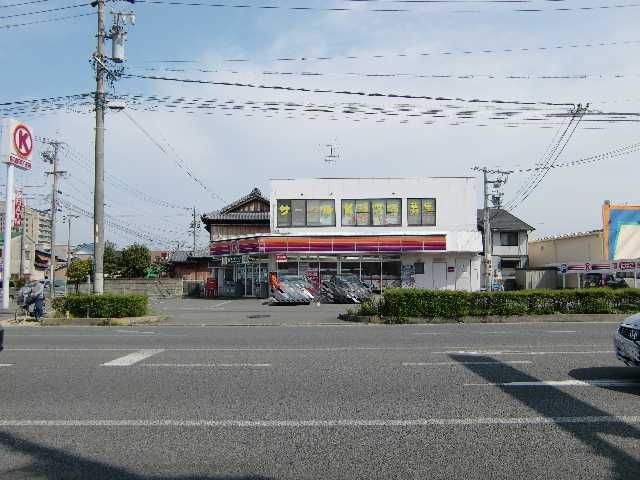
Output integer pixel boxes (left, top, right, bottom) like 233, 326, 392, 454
614, 314, 640, 366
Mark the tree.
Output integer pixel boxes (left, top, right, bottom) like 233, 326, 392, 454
104, 241, 121, 278
66, 259, 92, 293
120, 244, 151, 278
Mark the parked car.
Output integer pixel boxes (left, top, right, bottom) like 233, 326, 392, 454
42, 279, 66, 297
614, 314, 640, 366
584, 273, 629, 289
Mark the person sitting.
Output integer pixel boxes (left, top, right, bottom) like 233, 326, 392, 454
24, 281, 45, 321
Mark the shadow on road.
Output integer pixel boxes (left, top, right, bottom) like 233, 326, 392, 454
0, 430, 271, 480
449, 353, 640, 480
569, 366, 640, 396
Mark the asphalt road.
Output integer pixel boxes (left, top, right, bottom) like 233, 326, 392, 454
1, 320, 639, 479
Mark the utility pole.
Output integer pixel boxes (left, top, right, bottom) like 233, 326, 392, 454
43, 141, 65, 300
93, 0, 106, 294
64, 214, 79, 295
474, 167, 512, 290
91, 4, 135, 294
190, 206, 198, 253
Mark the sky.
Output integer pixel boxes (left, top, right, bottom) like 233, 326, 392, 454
1, 0, 639, 249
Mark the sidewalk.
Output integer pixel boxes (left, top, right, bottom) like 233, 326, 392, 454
152, 297, 353, 326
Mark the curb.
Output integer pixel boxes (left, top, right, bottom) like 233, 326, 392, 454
41, 315, 165, 326
337, 313, 630, 324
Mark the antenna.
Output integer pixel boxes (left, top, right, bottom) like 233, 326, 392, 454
324, 142, 340, 164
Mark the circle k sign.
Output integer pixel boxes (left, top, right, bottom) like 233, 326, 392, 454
2, 119, 33, 171
13, 124, 33, 158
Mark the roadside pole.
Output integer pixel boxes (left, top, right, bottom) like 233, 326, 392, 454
2, 162, 15, 308
482, 168, 491, 289
1, 119, 34, 309
93, 0, 106, 294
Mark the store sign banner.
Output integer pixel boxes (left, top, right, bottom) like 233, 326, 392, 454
276, 253, 288, 262
223, 255, 243, 265
13, 190, 23, 228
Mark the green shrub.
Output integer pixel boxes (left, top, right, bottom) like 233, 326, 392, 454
377, 288, 640, 319
52, 293, 148, 318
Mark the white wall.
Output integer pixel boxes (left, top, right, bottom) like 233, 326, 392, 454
491, 230, 528, 257
270, 177, 478, 234
401, 252, 480, 292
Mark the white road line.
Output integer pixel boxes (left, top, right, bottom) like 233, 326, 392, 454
143, 363, 272, 368
211, 301, 231, 308
115, 330, 156, 335
402, 361, 532, 366
0, 364, 14, 367
1, 416, 640, 428
466, 380, 640, 387
437, 350, 613, 356
546, 331, 577, 334
101, 349, 164, 366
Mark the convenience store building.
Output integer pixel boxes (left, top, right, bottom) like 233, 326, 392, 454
207, 177, 483, 297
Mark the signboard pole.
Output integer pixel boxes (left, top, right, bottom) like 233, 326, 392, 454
562, 273, 566, 289
2, 163, 14, 309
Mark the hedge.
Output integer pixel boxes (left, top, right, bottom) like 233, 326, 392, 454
52, 293, 148, 318
372, 288, 640, 319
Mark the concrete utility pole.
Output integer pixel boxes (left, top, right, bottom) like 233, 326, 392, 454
43, 141, 65, 299
64, 214, 79, 295
93, 0, 106, 294
475, 167, 511, 290
191, 206, 197, 253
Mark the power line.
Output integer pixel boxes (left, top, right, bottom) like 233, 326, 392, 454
0, 2, 90, 20
0, 11, 94, 29
135, 38, 640, 67
121, 109, 226, 203
0, 0, 51, 9
132, 0, 640, 15
123, 72, 577, 107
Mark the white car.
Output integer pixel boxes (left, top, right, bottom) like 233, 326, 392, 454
614, 313, 640, 366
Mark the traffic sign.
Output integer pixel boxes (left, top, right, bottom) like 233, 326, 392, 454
1, 119, 33, 170
560, 263, 568, 274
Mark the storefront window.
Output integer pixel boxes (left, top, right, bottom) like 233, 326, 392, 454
277, 200, 291, 227
292, 199, 306, 227
343, 199, 402, 227
408, 198, 436, 226
277, 199, 335, 227
361, 260, 381, 291
341, 261, 361, 278
278, 261, 299, 278
342, 200, 356, 226
319, 256, 338, 282
356, 200, 370, 226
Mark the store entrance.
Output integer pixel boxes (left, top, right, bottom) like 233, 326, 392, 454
238, 263, 268, 298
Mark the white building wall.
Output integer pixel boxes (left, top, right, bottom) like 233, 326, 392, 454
270, 177, 478, 234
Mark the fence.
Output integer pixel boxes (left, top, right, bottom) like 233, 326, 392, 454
76, 278, 183, 298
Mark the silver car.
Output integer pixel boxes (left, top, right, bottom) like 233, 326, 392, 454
614, 313, 640, 366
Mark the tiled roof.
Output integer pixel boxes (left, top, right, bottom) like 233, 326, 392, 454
219, 188, 269, 214
169, 248, 212, 263
203, 211, 270, 221
477, 208, 534, 232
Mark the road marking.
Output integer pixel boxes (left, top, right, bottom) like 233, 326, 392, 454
546, 331, 577, 334
466, 380, 640, 387
0, 364, 13, 367
143, 363, 271, 368
115, 330, 156, 335
101, 349, 164, 366
402, 361, 532, 366
437, 350, 613, 356
1, 416, 640, 428
211, 300, 231, 308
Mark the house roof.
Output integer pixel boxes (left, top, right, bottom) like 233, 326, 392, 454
169, 248, 212, 263
202, 188, 270, 224
219, 188, 269, 214
477, 208, 534, 232
73, 242, 94, 255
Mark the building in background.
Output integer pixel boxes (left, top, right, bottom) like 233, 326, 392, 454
477, 208, 534, 289
208, 177, 483, 297
202, 188, 270, 240
602, 201, 640, 260
528, 230, 604, 266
